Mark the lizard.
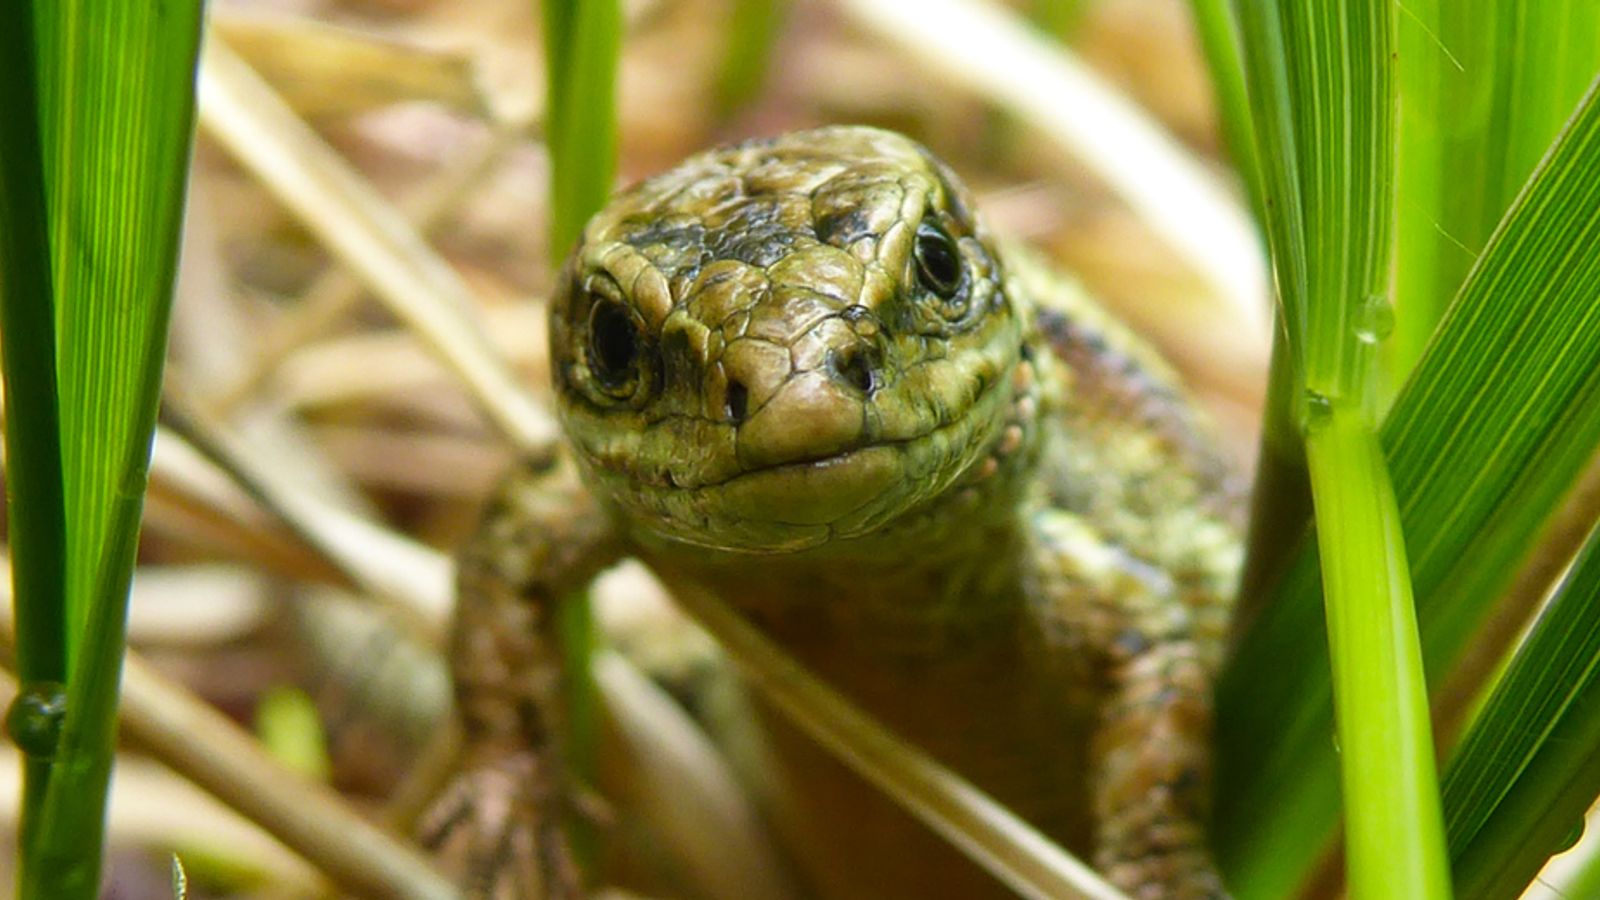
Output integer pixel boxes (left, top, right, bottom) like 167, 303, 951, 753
418, 125, 1245, 900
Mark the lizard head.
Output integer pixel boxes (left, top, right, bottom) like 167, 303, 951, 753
550, 126, 1040, 555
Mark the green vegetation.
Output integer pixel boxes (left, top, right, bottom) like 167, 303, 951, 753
1206, 2, 1600, 898
0, 3, 203, 897
542, 0, 621, 261
1215, 4, 1451, 897
542, 0, 621, 866
715, 0, 789, 116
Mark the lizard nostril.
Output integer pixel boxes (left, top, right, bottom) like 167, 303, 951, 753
828, 346, 877, 395
725, 379, 749, 424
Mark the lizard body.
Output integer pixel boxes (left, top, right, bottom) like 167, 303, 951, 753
423, 126, 1244, 900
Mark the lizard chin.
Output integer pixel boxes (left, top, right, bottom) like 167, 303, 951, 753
714, 446, 902, 530
601, 399, 1013, 557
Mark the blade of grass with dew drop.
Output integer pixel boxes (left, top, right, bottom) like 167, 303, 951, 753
0, 554, 459, 900
1394, 0, 1600, 381
1223, 0, 1452, 897
1442, 518, 1600, 898
1241, 0, 1395, 407
1217, 78, 1600, 899
0, 1, 69, 883
19, 2, 205, 897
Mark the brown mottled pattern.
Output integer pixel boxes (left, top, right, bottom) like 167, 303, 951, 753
430, 127, 1243, 899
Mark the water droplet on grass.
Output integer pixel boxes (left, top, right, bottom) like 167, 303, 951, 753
1301, 390, 1334, 434
7, 682, 66, 758
1355, 294, 1394, 345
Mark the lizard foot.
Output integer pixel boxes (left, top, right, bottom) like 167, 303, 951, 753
418, 753, 584, 900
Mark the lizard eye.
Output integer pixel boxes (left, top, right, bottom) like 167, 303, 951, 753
588, 298, 643, 394
913, 221, 964, 300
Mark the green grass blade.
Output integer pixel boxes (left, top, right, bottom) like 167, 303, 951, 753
543, 0, 621, 261
1188, 0, 1263, 227
1219, 4, 1315, 635
1232, 340, 1311, 634
1443, 521, 1600, 898
20, 2, 205, 897
1217, 77, 1600, 898
1267, 4, 1395, 405
32, 486, 145, 898
1304, 408, 1450, 899
36, 1, 206, 656
1225, 0, 1451, 895
0, 0, 68, 694
714, 0, 788, 117
0, 3, 70, 888
1186, 0, 1302, 633
1378, 75, 1600, 691
1394, 0, 1600, 379
542, 0, 622, 865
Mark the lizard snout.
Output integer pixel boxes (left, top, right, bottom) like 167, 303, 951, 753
724, 313, 886, 471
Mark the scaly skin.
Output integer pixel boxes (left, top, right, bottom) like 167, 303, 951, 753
421, 126, 1245, 899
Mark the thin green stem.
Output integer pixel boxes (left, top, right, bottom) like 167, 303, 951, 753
0, 3, 68, 891
1231, 330, 1311, 638
1305, 406, 1452, 900
541, 0, 621, 870
714, 0, 788, 116
1188, 0, 1266, 228
543, 0, 621, 261
30, 476, 144, 898
0, 0, 67, 691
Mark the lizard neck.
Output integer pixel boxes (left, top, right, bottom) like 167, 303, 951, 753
640, 487, 1036, 662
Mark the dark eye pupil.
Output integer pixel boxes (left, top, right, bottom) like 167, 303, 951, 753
589, 300, 639, 388
914, 223, 963, 299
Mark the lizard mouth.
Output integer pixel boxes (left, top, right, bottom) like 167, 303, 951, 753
581, 347, 1032, 556
618, 442, 914, 555
711, 445, 902, 528
614, 402, 999, 554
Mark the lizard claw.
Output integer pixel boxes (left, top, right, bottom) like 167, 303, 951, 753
419, 754, 584, 900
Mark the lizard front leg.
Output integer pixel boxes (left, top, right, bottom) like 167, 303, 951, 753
1029, 510, 1227, 900
1093, 629, 1220, 898
420, 450, 623, 899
